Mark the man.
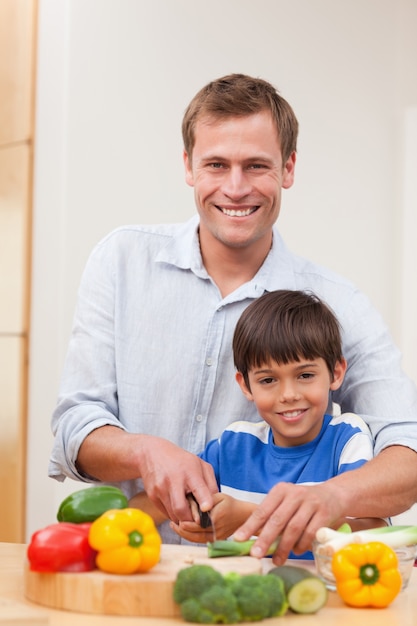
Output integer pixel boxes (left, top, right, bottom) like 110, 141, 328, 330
50, 74, 417, 562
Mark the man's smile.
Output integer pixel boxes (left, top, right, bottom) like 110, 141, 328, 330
217, 206, 259, 217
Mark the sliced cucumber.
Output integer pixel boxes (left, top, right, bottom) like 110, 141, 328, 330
268, 565, 328, 614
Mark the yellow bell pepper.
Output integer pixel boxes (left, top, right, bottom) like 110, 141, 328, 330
331, 541, 402, 608
88, 507, 161, 574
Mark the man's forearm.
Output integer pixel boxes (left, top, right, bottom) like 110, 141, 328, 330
328, 445, 417, 518
75, 425, 219, 525
75, 425, 146, 482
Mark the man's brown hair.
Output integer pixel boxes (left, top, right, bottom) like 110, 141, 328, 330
182, 73, 298, 163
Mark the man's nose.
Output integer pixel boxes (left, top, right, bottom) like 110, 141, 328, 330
221, 167, 251, 199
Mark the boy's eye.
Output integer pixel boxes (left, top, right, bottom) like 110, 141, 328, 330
299, 372, 314, 380
260, 377, 275, 384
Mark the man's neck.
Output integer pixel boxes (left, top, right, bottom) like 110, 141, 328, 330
199, 231, 272, 298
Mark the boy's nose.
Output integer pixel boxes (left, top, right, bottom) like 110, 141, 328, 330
279, 381, 300, 402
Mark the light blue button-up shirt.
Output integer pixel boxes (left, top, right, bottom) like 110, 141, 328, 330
50, 216, 417, 540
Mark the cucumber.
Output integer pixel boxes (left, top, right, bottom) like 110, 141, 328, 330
268, 565, 328, 614
57, 485, 128, 523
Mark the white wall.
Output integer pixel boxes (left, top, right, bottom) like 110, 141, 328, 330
27, 0, 417, 538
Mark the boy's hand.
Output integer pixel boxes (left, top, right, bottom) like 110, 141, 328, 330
171, 493, 257, 543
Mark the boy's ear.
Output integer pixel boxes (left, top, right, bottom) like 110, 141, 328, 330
330, 358, 347, 391
235, 371, 254, 401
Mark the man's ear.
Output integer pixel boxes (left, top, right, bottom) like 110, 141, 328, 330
330, 358, 347, 391
282, 150, 296, 189
235, 371, 254, 401
183, 150, 194, 187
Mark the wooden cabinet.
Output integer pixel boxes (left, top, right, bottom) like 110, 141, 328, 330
0, 0, 37, 541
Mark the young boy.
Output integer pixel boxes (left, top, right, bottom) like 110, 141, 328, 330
131, 289, 385, 556
168, 289, 385, 557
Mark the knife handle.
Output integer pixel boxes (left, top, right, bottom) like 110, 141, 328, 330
187, 493, 212, 528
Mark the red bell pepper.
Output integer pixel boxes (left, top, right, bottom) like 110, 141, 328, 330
27, 522, 97, 572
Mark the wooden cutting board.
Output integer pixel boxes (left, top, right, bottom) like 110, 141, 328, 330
24, 544, 262, 617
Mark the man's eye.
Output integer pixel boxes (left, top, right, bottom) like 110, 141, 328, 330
209, 163, 224, 169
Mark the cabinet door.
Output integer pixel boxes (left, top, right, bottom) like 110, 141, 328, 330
0, 0, 36, 144
0, 0, 37, 541
0, 337, 26, 541
0, 145, 30, 333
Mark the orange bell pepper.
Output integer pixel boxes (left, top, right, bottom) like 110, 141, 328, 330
331, 541, 402, 608
88, 507, 161, 574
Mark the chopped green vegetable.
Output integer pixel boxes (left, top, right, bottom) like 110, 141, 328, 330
268, 565, 328, 614
207, 538, 278, 558
173, 564, 289, 623
337, 522, 352, 533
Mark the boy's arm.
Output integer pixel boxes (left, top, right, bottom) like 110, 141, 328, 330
129, 491, 168, 526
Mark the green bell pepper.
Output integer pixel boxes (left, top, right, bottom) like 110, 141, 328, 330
57, 485, 128, 523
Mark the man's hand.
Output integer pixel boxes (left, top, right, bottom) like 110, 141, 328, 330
137, 435, 219, 524
234, 447, 417, 564
76, 426, 219, 524
233, 482, 342, 564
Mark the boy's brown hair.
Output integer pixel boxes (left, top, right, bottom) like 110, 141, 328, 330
182, 73, 298, 164
233, 289, 343, 389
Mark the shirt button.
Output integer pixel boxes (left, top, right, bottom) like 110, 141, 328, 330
206, 358, 213, 366
195, 414, 203, 422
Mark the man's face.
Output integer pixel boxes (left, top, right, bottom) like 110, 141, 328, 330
184, 110, 295, 252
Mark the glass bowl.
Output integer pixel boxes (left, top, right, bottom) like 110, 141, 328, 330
312, 540, 417, 591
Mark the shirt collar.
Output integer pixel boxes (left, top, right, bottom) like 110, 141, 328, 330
156, 215, 298, 291
156, 215, 205, 273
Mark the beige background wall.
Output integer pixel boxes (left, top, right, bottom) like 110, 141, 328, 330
25, 0, 417, 538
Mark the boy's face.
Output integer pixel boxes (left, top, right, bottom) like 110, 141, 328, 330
236, 357, 346, 447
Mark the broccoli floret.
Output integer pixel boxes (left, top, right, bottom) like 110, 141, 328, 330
173, 564, 288, 623
198, 585, 240, 623
223, 571, 241, 586
178, 581, 239, 624
226, 573, 289, 621
256, 574, 289, 617
180, 597, 217, 624
173, 564, 225, 604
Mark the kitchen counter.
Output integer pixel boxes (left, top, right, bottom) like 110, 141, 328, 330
1, 542, 416, 625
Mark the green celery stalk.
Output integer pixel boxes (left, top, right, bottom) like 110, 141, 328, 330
207, 538, 279, 558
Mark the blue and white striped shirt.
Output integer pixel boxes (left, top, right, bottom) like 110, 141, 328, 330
200, 413, 373, 501
200, 412, 374, 558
